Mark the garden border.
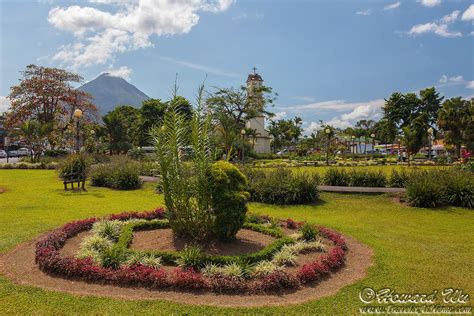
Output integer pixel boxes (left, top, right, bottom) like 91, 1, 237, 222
32, 209, 350, 294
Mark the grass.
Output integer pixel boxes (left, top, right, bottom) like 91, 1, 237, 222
1, 169, 473, 315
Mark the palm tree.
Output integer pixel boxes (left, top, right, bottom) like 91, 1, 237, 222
401, 126, 416, 166
437, 97, 469, 157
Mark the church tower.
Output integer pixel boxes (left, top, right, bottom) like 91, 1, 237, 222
245, 67, 271, 154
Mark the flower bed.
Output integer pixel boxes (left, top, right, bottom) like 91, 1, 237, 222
35, 209, 348, 294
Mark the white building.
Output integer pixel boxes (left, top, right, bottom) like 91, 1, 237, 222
245, 69, 272, 154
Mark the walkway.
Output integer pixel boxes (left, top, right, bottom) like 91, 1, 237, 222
318, 185, 405, 193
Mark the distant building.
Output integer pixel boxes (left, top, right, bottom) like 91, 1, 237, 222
245, 68, 271, 154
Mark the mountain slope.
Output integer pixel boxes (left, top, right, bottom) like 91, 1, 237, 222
78, 73, 149, 115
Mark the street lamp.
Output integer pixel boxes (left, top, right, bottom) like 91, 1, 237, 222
427, 127, 433, 161
397, 138, 401, 162
325, 128, 331, 166
240, 129, 246, 162
370, 133, 376, 160
351, 135, 356, 159
73, 109, 83, 153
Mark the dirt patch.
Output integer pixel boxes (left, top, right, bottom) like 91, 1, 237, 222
59, 231, 93, 257
0, 188, 6, 193
392, 193, 410, 207
0, 233, 373, 307
131, 228, 276, 256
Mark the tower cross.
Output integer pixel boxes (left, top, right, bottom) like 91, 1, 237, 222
252, 66, 257, 74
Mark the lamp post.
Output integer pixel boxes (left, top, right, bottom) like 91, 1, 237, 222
240, 129, 246, 162
370, 133, 375, 160
325, 128, 331, 166
73, 109, 83, 153
351, 135, 355, 160
427, 127, 433, 161
397, 138, 401, 162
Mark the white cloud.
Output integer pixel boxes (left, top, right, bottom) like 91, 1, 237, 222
285, 98, 384, 113
160, 56, 240, 78
439, 74, 464, 84
304, 100, 384, 134
462, 4, 474, 21
292, 96, 315, 102
408, 22, 462, 37
0, 96, 11, 113
384, 2, 401, 10
417, 0, 441, 7
466, 81, 474, 89
48, 0, 234, 69
440, 10, 460, 24
356, 9, 372, 16
271, 111, 287, 121
439, 75, 448, 83
104, 66, 132, 81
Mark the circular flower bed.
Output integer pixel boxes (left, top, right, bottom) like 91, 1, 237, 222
35, 209, 348, 294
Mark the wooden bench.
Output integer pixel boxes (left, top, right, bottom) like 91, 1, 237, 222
63, 173, 86, 190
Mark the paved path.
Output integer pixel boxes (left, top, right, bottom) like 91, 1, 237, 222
140, 176, 405, 193
139, 175, 160, 182
318, 185, 405, 193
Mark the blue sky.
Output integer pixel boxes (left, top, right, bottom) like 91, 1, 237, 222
0, 0, 473, 133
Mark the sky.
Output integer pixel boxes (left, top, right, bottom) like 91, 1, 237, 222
0, 0, 473, 134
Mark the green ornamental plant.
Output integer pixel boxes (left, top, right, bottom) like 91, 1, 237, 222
208, 161, 249, 240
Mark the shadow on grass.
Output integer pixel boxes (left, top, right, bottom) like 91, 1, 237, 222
56, 189, 105, 198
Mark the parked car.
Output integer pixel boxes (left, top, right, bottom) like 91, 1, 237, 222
8, 150, 18, 157
17, 148, 30, 157
0, 150, 6, 158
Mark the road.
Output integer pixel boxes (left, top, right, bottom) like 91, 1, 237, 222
0, 157, 20, 164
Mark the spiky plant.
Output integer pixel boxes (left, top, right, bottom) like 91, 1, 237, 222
151, 83, 214, 240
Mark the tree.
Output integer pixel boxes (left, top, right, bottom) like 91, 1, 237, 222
382, 87, 443, 155
103, 106, 140, 154
401, 126, 417, 166
138, 99, 166, 146
438, 97, 472, 157
268, 117, 303, 153
355, 119, 376, 154
6, 64, 97, 149
19, 120, 52, 161
207, 85, 276, 156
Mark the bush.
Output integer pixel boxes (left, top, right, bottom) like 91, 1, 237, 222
406, 171, 447, 208
90, 158, 142, 190
208, 161, 249, 240
127, 147, 146, 160
323, 168, 350, 186
57, 154, 88, 181
324, 168, 386, 187
406, 170, 473, 209
349, 169, 386, 187
300, 223, 318, 241
176, 244, 203, 268
443, 171, 474, 209
389, 168, 411, 188
245, 168, 320, 205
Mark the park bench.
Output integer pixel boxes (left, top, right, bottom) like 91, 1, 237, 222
63, 172, 86, 190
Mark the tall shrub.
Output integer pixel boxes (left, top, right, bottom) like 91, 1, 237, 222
323, 168, 350, 186
349, 169, 386, 187
208, 161, 249, 240
151, 84, 213, 240
246, 168, 320, 205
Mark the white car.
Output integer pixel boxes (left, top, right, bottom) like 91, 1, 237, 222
17, 148, 30, 156
0, 150, 6, 158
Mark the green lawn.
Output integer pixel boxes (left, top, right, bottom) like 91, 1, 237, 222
0, 170, 473, 315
